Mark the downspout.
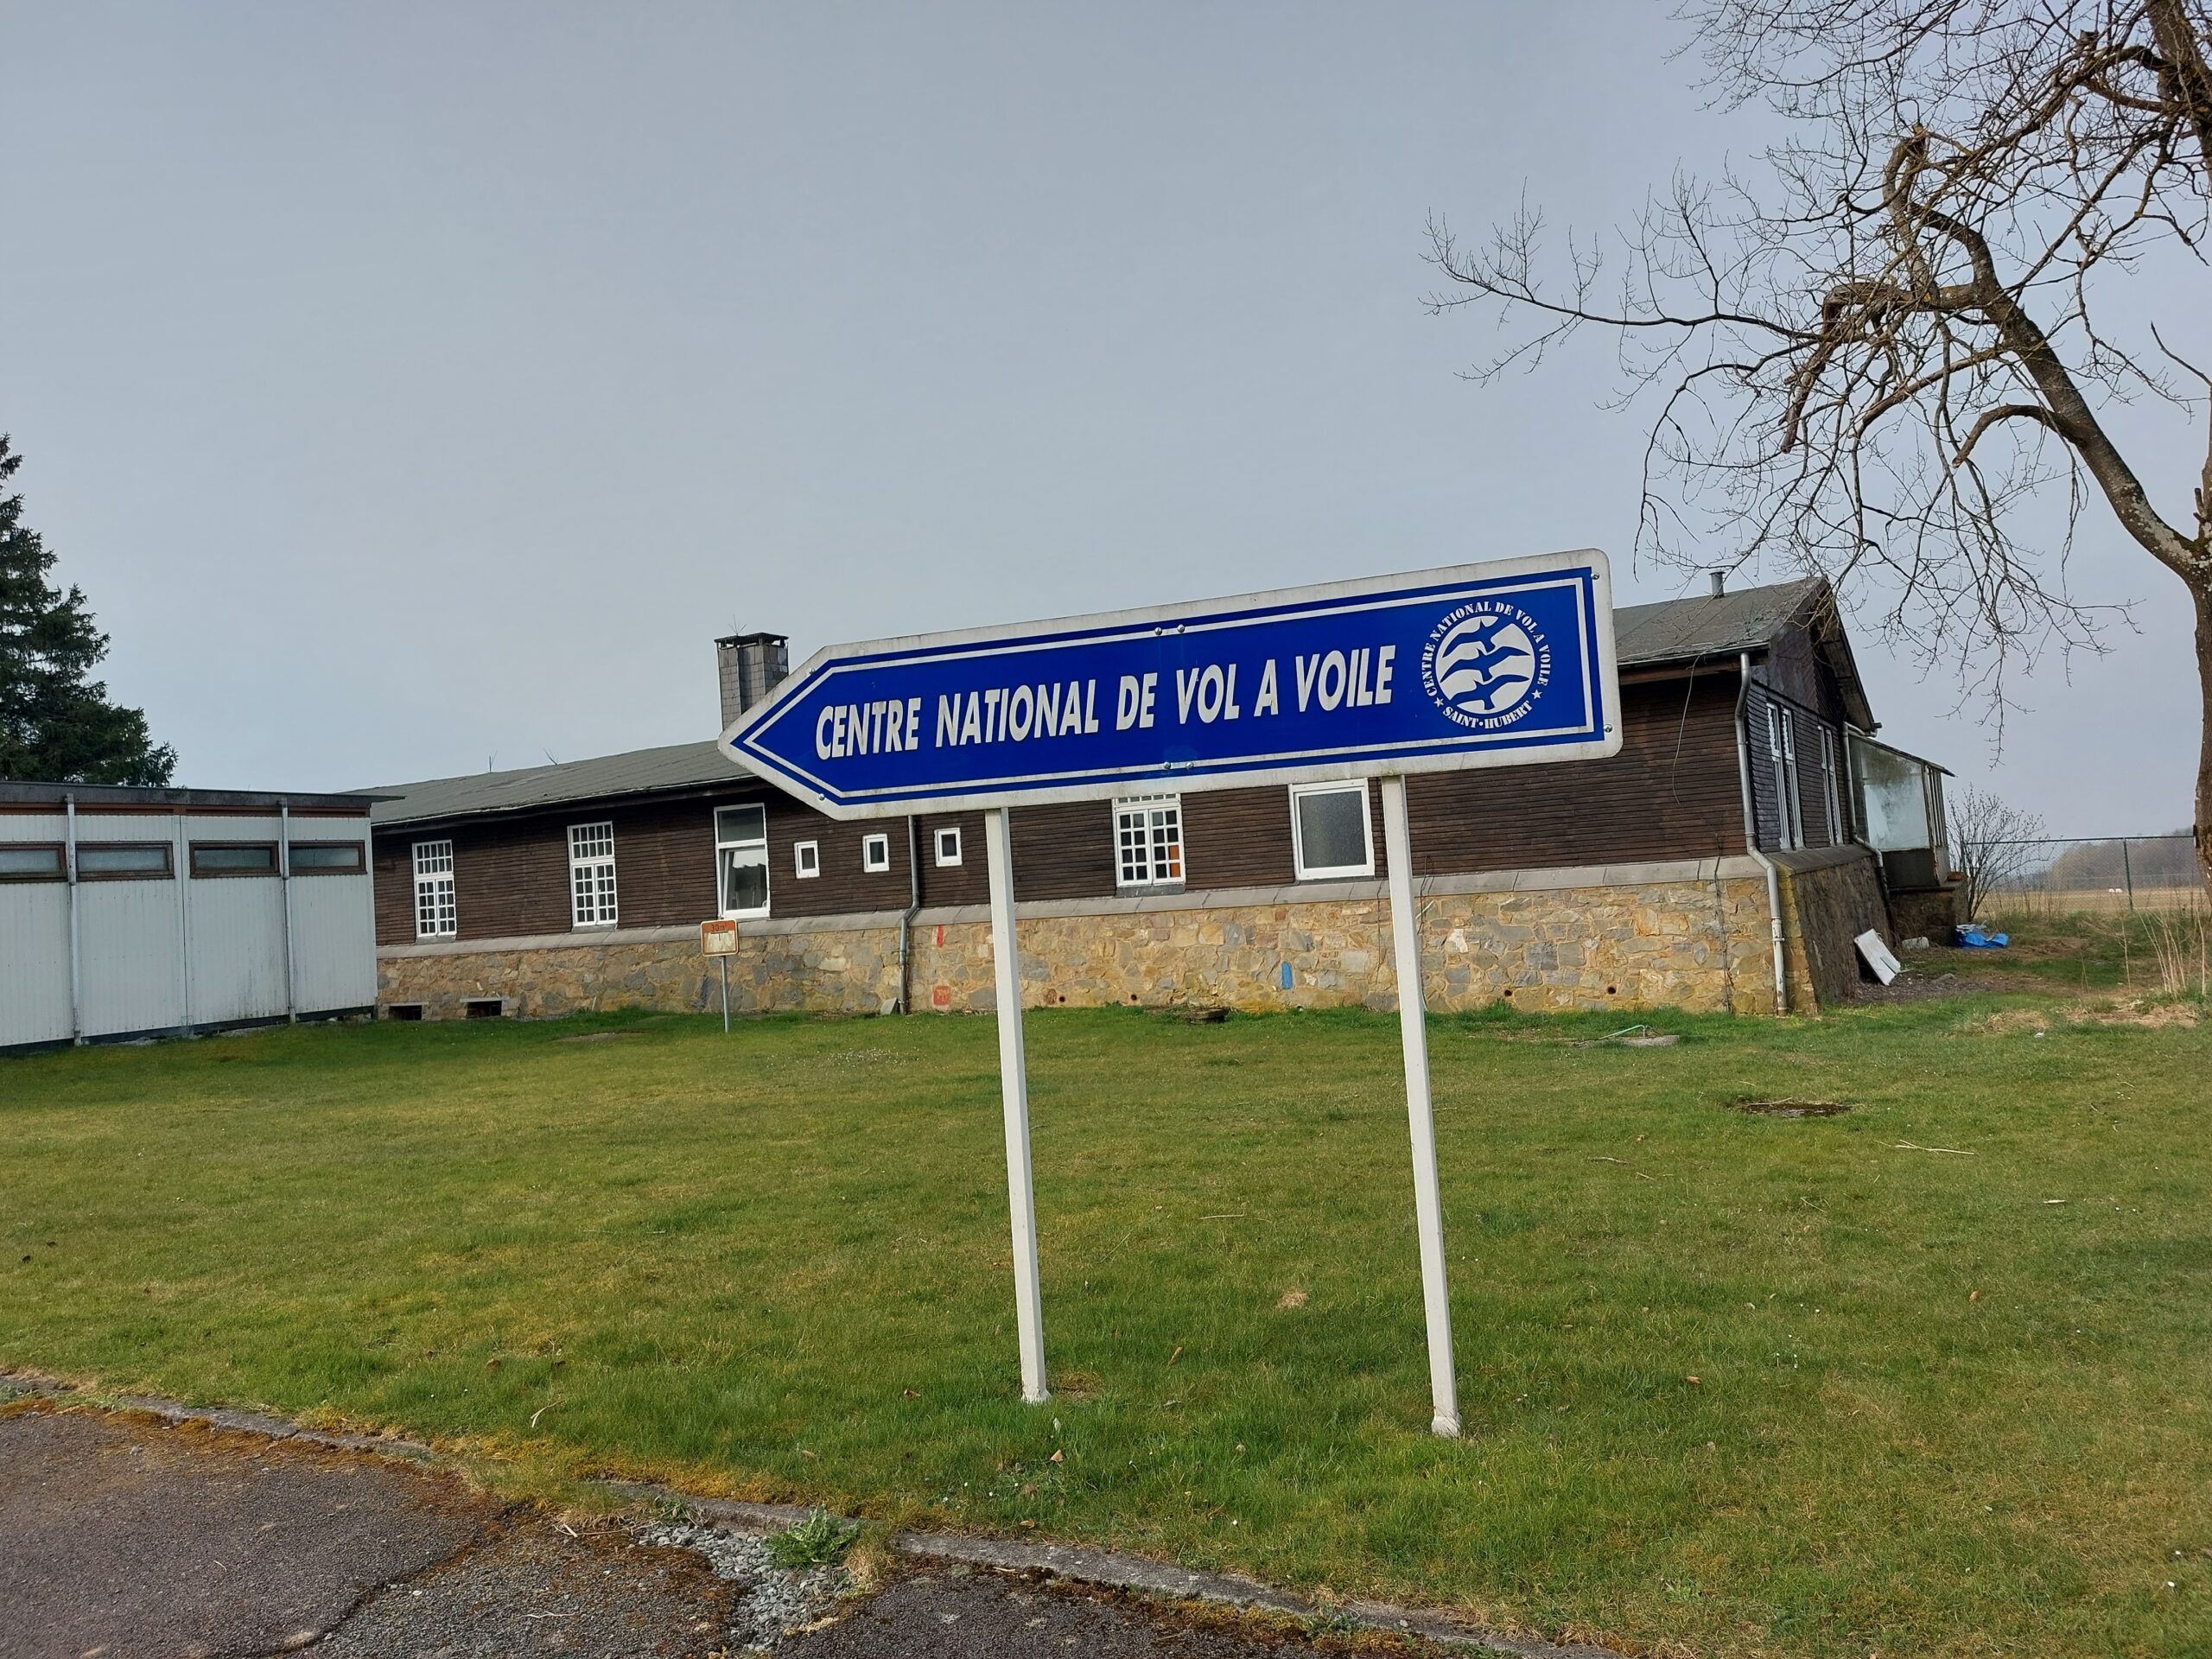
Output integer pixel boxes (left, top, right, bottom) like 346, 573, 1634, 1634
64, 794, 83, 1045
896, 815, 922, 1014
1734, 653, 1789, 1014
278, 799, 297, 1023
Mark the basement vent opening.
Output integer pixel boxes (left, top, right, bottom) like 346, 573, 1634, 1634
1733, 1098, 1853, 1118
464, 999, 506, 1020
385, 1004, 424, 1022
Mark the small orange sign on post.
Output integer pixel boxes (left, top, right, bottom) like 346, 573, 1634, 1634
701, 919, 738, 1032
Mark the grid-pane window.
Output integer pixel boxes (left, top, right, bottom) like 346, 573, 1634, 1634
569, 821, 619, 927
1290, 781, 1374, 879
413, 840, 456, 938
1114, 795, 1184, 888
1767, 705, 1803, 849
715, 804, 770, 918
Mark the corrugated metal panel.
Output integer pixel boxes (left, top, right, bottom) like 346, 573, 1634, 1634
78, 875, 188, 1037
289, 874, 376, 1012
0, 884, 73, 1047
183, 814, 286, 1023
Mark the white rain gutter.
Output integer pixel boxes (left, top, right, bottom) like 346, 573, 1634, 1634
64, 794, 84, 1044
1734, 653, 1789, 1014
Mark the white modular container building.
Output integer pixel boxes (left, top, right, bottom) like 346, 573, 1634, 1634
0, 783, 381, 1052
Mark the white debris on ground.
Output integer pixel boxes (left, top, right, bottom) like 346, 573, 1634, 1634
638, 1520, 854, 1651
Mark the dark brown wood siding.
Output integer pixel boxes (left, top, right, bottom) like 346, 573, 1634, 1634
1743, 683, 1848, 852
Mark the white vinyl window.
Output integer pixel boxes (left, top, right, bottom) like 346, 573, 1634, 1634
715, 804, 770, 918
568, 821, 619, 926
861, 832, 891, 874
794, 839, 821, 879
934, 825, 963, 868
412, 839, 456, 939
1767, 704, 1804, 850
1114, 794, 1185, 888
1289, 781, 1374, 879
1818, 728, 1844, 845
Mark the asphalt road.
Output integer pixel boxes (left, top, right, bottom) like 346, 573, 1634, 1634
0, 1404, 1370, 1659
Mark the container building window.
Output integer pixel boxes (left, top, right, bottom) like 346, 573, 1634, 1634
793, 839, 821, 879
191, 842, 278, 876
1114, 794, 1185, 889
79, 842, 172, 879
413, 840, 457, 939
1766, 705, 1804, 850
1289, 781, 1374, 880
568, 821, 619, 927
934, 826, 963, 868
288, 841, 365, 874
861, 832, 891, 874
0, 843, 64, 880
715, 805, 770, 919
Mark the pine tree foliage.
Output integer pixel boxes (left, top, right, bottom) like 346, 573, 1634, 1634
0, 435, 175, 786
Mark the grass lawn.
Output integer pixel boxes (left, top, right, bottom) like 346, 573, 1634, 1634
2, 991, 2207, 1657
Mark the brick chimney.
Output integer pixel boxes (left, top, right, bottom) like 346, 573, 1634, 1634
716, 632, 789, 728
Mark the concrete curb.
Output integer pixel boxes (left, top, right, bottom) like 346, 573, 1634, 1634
0, 1371, 1626, 1659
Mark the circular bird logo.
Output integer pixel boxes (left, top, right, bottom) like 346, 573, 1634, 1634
1421, 603, 1551, 730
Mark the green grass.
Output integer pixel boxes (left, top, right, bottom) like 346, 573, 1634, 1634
3, 995, 2208, 1657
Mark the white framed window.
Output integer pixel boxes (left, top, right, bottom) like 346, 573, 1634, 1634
1113, 794, 1185, 888
1289, 781, 1374, 880
1767, 704, 1804, 849
1818, 727, 1844, 844
794, 839, 821, 879
861, 832, 891, 874
568, 821, 619, 927
934, 825, 963, 867
715, 804, 770, 918
412, 839, 456, 939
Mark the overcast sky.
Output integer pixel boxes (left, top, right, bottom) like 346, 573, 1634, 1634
3, 3, 2200, 832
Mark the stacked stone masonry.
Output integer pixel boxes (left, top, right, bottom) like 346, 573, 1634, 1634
378, 855, 1878, 1020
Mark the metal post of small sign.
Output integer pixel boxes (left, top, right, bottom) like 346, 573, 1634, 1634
1380, 773, 1460, 1438
720, 958, 731, 1033
700, 918, 740, 1033
984, 806, 1049, 1404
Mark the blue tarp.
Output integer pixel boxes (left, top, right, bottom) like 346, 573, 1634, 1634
1955, 925, 2009, 949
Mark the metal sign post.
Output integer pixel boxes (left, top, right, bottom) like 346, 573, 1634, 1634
700, 919, 739, 1033
718, 551, 1620, 1433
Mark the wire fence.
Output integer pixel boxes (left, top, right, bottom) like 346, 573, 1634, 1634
1960, 833, 2205, 918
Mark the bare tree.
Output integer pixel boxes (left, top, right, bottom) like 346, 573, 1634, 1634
1948, 783, 2050, 917
1427, 0, 2212, 893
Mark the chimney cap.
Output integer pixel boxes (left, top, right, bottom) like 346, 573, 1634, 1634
715, 630, 788, 649
1707, 569, 1727, 597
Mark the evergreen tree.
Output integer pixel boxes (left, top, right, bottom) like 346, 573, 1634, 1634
0, 435, 175, 785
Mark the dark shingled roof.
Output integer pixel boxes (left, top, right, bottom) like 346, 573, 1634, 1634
365, 578, 1842, 827
1613, 577, 1825, 666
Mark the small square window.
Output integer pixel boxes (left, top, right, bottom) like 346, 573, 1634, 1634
933, 826, 963, 868
794, 840, 821, 878
861, 832, 891, 874
1289, 782, 1374, 880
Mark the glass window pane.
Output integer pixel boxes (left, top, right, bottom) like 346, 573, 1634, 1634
1297, 789, 1367, 873
722, 849, 768, 912
716, 805, 766, 848
195, 844, 276, 872
79, 843, 168, 874
0, 845, 61, 876
288, 843, 361, 871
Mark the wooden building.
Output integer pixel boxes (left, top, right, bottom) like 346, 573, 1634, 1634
367, 579, 1904, 1020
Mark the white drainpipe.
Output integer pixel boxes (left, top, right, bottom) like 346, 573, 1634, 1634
64, 794, 84, 1045
1734, 653, 1789, 1014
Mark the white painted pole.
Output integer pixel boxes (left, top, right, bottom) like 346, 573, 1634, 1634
983, 805, 1049, 1404
1380, 773, 1460, 1438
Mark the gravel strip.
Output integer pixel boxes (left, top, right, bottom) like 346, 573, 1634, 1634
639, 1520, 855, 1650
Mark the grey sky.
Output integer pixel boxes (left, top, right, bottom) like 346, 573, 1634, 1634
3, 3, 2199, 832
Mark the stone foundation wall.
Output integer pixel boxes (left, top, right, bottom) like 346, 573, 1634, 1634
1773, 847, 1891, 1009
379, 856, 1811, 1020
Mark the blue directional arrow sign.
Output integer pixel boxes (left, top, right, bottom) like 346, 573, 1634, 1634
721, 550, 1620, 818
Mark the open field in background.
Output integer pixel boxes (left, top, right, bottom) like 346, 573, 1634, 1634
1951, 905, 2212, 999
3, 972, 2208, 1658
